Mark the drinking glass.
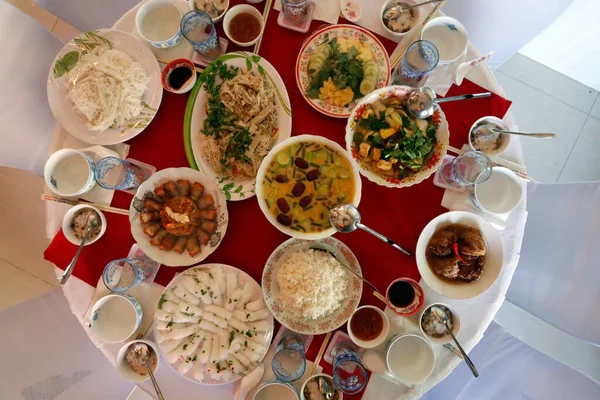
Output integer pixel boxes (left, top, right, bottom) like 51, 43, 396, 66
332, 344, 368, 394
94, 157, 151, 191
180, 10, 221, 61
271, 333, 306, 382
392, 40, 439, 87
281, 0, 309, 24
440, 151, 493, 188
102, 257, 159, 293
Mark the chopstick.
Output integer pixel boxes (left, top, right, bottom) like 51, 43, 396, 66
41, 194, 130, 216
253, 0, 273, 54
389, 1, 446, 70
155, 57, 205, 74
310, 332, 332, 375
446, 146, 532, 181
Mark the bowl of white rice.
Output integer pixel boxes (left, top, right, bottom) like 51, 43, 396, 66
262, 237, 363, 334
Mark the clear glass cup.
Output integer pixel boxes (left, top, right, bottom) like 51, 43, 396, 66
102, 257, 159, 293
440, 151, 493, 188
392, 40, 439, 87
271, 333, 307, 382
281, 0, 309, 24
332, 344, 368, 394
180, 10, 221, 61
94, 157, 151, 191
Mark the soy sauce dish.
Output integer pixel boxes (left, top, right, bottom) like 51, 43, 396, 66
161, 58, 197, 94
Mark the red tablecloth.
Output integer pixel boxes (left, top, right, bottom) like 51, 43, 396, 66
44, 2, 511, 397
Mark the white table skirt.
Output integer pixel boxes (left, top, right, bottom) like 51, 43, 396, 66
46, 3, 527, 399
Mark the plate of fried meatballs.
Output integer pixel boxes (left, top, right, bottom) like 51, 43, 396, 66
129, 168, 228, 266
416, 211, 503, 299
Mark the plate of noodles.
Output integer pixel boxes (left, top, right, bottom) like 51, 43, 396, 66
47, 29, 162, 145
184, 52, 292, 201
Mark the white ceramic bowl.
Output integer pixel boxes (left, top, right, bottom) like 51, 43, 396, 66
472, 167, 523, 215
347, 305, 390, 349
223, 4, 264, 47
62, 204, 107, 246
300, 374, 343, 400
253, 380, 299, 400
44, 149, 96, 196
421, 16, 468, 64
161, 58, 198, 94
90, 294, 143, 343
255, 135, 362, 240
419, 303, 461, 345
116, 339, 160, 382
385, 334, 435, 385
468, 116, 510, 157
416, 211, 504, 299
188, 0, 229, 23
381, 0, 421, 37
136, 0, 183, 48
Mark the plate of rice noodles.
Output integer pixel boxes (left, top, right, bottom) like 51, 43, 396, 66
184, 52, 292, 201
296, 24, 390, 118
262, 237, 363, 335
47, 29, 162, 145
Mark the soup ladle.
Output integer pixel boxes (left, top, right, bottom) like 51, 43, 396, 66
329, 204, 411, 256
407, 87, 491, 119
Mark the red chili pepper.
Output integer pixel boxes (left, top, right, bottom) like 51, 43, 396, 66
453, 243, 467, 264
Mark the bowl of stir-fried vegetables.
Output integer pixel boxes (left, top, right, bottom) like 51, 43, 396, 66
345, 85, 449, 188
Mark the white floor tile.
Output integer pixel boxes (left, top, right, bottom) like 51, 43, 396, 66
4, 0, 58, 31
590, 96, 600, 121
499, 53, 599, 114
0, 259, 54, 310
494, 70, 588, 183
558, 117, 600, 183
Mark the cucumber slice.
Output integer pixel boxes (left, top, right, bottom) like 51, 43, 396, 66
317, 184, 329, 196
339, 168, 350, 179
328, 168, 337, 178
277, 151, 291, 166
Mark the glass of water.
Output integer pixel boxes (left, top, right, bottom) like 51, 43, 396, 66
271, 333, 306, 382
282, 0, 309, 25
440, 150, 493, 188
94, 157, 151, 191
392, 40, 439, 87
180, 10, 221, 61
102, 257, 158, 293
332, 344, 368, 394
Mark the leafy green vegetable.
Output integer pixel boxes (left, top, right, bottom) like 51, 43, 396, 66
353, 132, 364, 145
157, 294, 166, 310
360, 115, 390, 132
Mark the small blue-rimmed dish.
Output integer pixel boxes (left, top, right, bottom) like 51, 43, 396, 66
136, 0, 183, 49
91, 294, 143, 343
44, 148, 96, 197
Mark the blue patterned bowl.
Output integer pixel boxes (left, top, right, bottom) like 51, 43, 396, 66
136, 0, 183, 49
90, 294, 143, 343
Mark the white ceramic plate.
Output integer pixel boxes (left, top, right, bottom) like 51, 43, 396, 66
345, 85, 449, 188
129, 168, 228, 267
262, 237, 363, 334
47, 29, 162, 145
154, 264, 274, 385
184, 52, 292, 201
295, 24, 391, 118
416, 211, 504, 299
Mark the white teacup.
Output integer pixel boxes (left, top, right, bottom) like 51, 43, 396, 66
472, 167, 523, 215
44, 149, 96, 196
90, 294, 143, 343
136, 0, 183, 48
421, 16, 468, 64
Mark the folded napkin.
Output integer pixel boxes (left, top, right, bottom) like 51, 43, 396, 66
274, 0, 340, 25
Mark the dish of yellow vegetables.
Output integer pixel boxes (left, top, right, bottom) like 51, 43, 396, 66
345, 86, 449, 188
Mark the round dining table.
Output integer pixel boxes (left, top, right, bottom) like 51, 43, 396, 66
43, 1, 529, 399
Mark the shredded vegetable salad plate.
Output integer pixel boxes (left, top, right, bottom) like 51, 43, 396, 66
47, 29, 162, 145
184, 52, 292, 201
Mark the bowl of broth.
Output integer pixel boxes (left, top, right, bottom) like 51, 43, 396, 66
348, 305, 390, 348
256, 135, 362, 240
223, 4, 264, 47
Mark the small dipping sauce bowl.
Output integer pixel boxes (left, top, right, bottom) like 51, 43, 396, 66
386, 278, 424, 316
161, 58, 197, 94
347, 305, 390, 349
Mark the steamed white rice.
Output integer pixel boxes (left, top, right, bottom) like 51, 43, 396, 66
276, 249, 348, 320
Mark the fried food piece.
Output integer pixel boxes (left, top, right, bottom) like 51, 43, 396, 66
187, 235, 201, 256
197, 194, 214, 210
191, 182, 204, 201
173, 236, 188, 254
160, 234, 177, 251
142, 222, 161, 237
199, 209, 217, 220
200, 220, 217, 234
150, 229, 168, 246
428, 227, 457, 257
144, 198, 162, 211
140, 211, 160, 224
197, 229, 210, 246
458, 227, 486, 257
177, 179, 191, 196
457, 257, 484, 281
430, 254, 460, 280
154, 186, 169, 201
164, 181, 179, 197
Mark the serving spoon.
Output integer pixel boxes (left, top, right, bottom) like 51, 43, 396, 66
384, 0, 444, 20
329, 204, 411, 256
431, 306, 479, 378
407, 87, 491, 119
477, 125, 556, 139
60, 214, 99, 285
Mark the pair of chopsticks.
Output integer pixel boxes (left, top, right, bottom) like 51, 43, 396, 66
42, 194, 129, 216
446, 146, 531, 181
310, 331, 332, 375
389, 1, 446, 70
253, 0, 273, 54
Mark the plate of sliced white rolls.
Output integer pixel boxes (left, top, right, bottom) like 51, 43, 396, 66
152, 263, 274, 384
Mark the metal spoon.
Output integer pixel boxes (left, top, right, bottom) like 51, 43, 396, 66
431, 306, 479, 378
60, 214, 99, 285
478, 126, 556, 139
384, 0, 444, 20
139, 347, 165, 400
407, 87, 492, 119
329, 204, 411, 256
318, 376, 335, 400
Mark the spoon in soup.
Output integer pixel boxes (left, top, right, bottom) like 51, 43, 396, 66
407, 87, 491, 119
329, 204, 411, 256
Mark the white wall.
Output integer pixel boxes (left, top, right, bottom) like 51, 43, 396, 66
519, 0, 600, 91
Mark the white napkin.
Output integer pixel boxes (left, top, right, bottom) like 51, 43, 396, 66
274, 0, 340, 25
